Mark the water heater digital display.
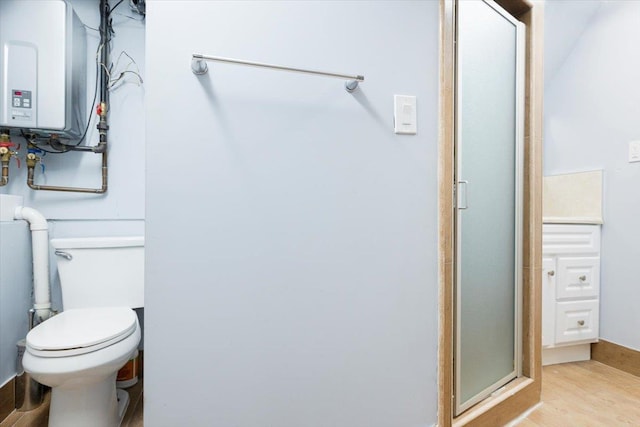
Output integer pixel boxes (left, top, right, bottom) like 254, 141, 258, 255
0, 0, 86, 140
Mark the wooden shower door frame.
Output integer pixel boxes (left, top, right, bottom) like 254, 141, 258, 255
438, 0, 544, 425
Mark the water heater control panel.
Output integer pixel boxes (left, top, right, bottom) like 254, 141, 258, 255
11, 90, 33, 123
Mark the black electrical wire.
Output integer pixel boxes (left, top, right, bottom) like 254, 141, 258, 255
20, 130, 68, 154
109, 0, 125, 15
32, 145, 67, 154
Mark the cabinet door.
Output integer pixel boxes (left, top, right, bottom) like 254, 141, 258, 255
555, 300, 599, 344
542, 257, 556, 347
556, 257, 600, 300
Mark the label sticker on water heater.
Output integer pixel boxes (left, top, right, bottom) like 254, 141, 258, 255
12, 89, 32, 109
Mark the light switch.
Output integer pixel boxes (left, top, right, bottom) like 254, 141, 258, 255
394, 95, 417, 135
629, 141, 640, 163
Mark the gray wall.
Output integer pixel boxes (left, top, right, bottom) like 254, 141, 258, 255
544, 1, 640, 350
0, 222, 31, 387
145, 2, 439, 426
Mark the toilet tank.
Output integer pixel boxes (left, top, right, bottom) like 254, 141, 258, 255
51, 237, 144, 310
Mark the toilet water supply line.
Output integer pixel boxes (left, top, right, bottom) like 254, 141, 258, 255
13, 206, 53, 323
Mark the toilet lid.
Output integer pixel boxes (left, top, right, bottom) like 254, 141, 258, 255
27, 307, 137, 354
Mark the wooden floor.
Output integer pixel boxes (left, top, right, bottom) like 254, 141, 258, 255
519, 361, 640, 426
2, 362, 639, 426
0, 380, 143, 427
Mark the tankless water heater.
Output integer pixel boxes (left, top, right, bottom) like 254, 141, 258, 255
0, 0, 86, 140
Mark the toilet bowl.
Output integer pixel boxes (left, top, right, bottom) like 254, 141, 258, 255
21, 236, 145, 427
23, 307, 141, 427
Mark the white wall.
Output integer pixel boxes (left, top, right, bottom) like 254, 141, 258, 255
145, 2, 439, 426
0, 0, 145, 310
544, 0, 602, 85
544, 1, 640, 350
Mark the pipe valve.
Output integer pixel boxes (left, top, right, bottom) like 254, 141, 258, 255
26, 152, 40, 167
0, 131, 19, 186
1, 143, 21, 163
27, 146, 45, 168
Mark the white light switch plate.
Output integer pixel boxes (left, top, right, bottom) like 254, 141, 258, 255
394, 95, 417, 135
629, 141, 640, 163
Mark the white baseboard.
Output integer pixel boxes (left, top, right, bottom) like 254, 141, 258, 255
542, 344, 591, 366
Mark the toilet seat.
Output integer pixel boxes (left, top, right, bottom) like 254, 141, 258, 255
26, 307, 137, 358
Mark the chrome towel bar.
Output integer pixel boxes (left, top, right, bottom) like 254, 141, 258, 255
191, 53, 364, 93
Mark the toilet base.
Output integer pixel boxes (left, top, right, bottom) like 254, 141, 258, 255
116, 388, 130, 425
48, 373, 124, 427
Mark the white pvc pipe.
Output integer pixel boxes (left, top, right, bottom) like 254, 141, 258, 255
14, 206, 52, 322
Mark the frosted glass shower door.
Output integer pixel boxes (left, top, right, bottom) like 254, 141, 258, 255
454, 0, 524, 415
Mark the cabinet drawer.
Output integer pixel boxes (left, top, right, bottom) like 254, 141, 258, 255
542, 224, 600, 254
555, 300, 599, 344
556, 257, 600, 299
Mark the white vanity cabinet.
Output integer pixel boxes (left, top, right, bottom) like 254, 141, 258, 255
542, 224, 601, 365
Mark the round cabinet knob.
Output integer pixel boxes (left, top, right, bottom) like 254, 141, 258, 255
579, 275, 587, 282
578, 320, 585, 326
547, 270, 555, 277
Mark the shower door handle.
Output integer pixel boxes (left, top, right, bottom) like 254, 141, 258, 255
457, 180, 469, 210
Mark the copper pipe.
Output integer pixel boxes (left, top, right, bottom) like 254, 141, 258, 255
0, 161, 8, 186
27, 147, 108, 194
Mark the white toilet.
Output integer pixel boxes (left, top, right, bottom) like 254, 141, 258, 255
22, 236, 144, 427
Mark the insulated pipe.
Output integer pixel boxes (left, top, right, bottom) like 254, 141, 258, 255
99, 0, 109, 110
14, 206, 52, 322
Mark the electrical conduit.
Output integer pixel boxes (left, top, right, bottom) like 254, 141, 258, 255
13, 206, 52, 322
